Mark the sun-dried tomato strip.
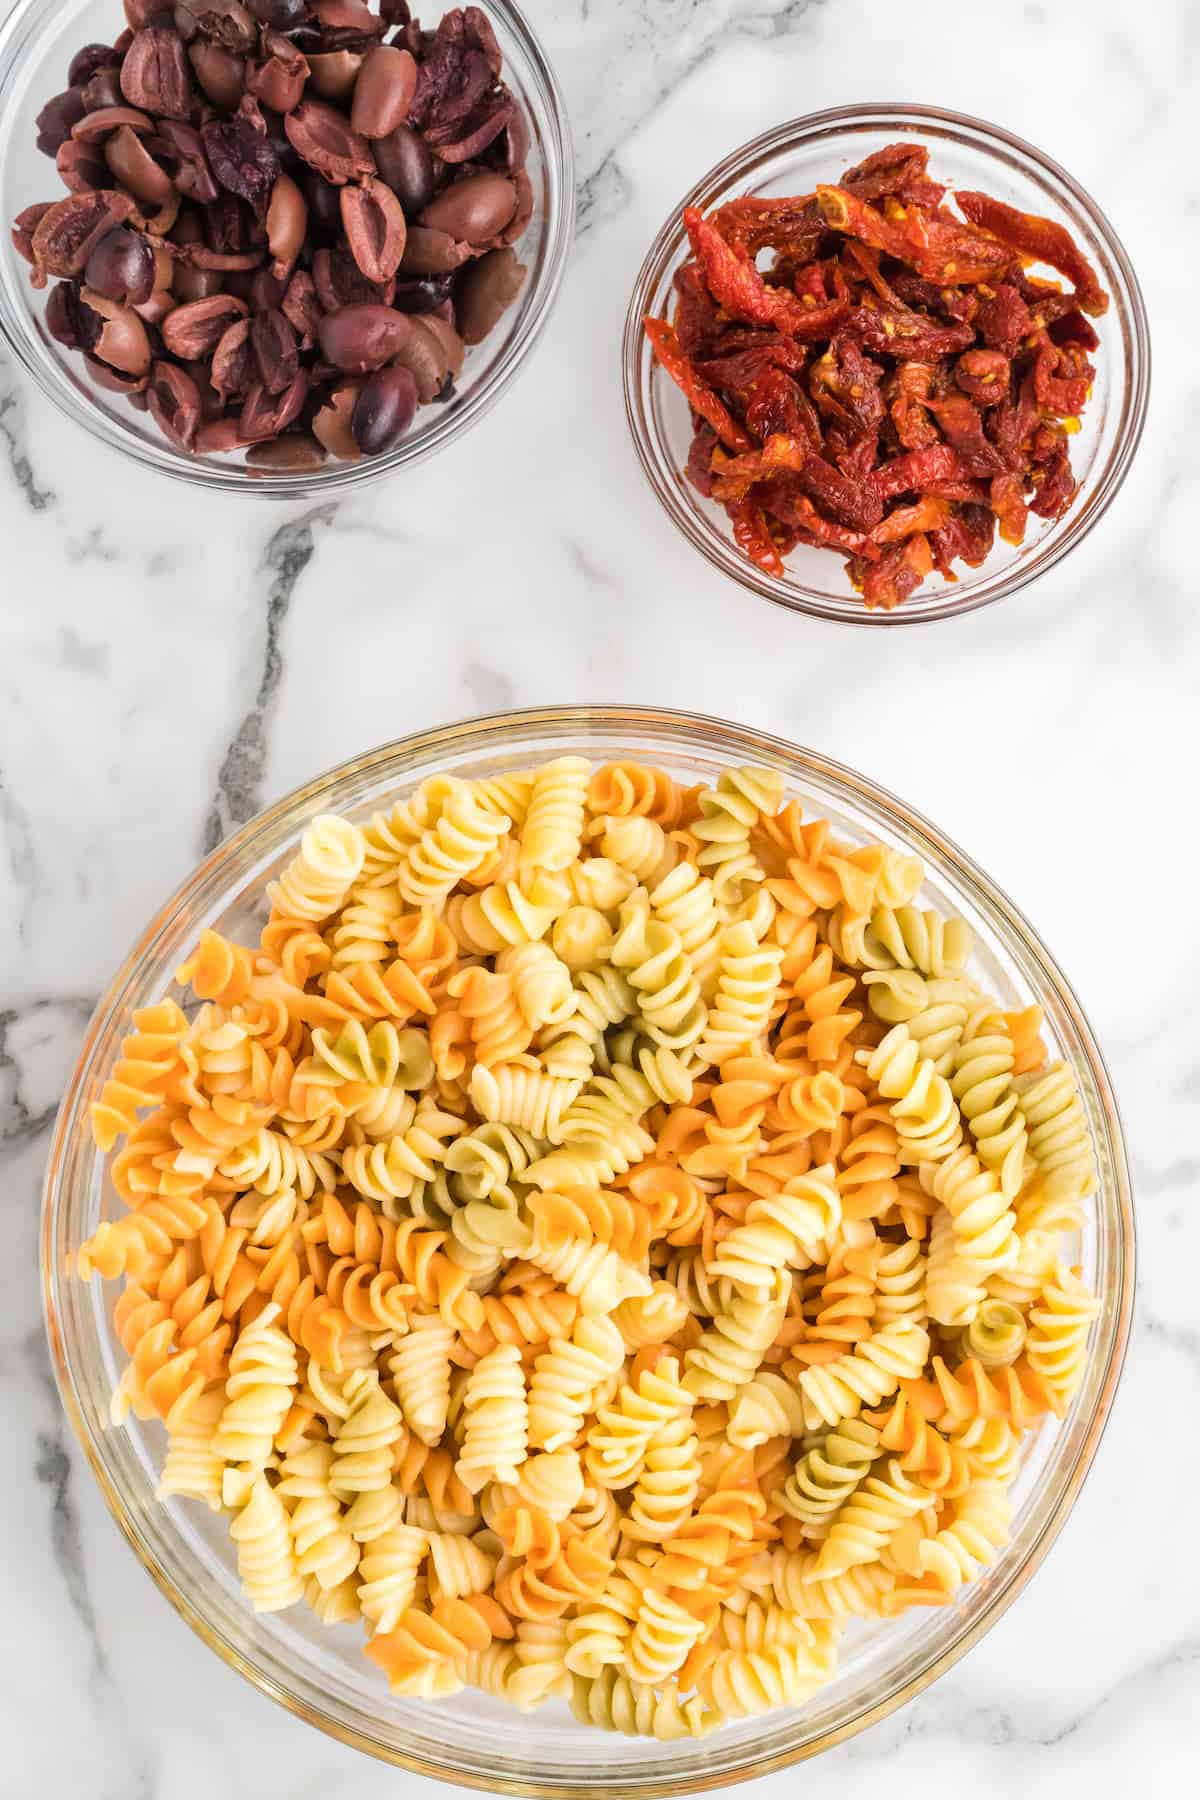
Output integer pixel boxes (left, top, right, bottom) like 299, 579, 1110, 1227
846, 304, 975, 360
709, 193, 825, 258
870, 495, 950, 545
865, 444, 965, 506
955, 190, 1109, 317
858, 533, 934, 608
643, 317, 753, 451
684, 207, 849, 339
727, 494, 784, 575
989, 473, 1028, 545
816, 186, 1012, 285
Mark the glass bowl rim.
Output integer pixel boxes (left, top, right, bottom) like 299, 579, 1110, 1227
621, 101, 1152, 627
41, 703, 1136, 1790
0, 0, 575, 499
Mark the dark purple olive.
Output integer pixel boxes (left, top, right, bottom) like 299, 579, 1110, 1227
84, 227, 156, 306
251, 267, 288, 311
371, 121, 432, 214
317, 300, 410, 371
68, 43, 122, 88
391, 274, 453, 315
36, 89, 88, 157
350, 362, 416, 453
305, 171, 342, 240
46, 282, 102, 351
173, 261, 226, 301
246, 432, 327, 471
83, 67, 126, 112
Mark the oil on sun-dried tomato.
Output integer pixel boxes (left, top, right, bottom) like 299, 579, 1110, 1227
644, 138, 1110, 609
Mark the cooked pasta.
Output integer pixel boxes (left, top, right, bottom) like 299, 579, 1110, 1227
78, 756, 1101, 1738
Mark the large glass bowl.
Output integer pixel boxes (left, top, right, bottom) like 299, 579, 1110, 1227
0, 0, 573, 498
42, 705, 1134, 1790
623, 105, 1150, 626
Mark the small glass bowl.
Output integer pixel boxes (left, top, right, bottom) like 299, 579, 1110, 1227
43, 706, 1134, 1791
623, 105, 1150, 625
0, 0, 573, 498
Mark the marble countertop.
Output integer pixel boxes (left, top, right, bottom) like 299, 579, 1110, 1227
2, 0, 1196, 1794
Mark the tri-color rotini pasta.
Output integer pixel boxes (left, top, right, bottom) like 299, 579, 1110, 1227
79, 758, 1101, 1739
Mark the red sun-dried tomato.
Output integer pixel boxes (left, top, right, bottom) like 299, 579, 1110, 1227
644, 140, 1109, 607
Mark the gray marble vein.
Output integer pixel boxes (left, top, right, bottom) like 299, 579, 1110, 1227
202, 506, 337, 854
0, 354, 54, 513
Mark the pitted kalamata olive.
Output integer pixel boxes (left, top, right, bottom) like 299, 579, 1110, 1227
248, 32, 309, 113
392, 314, 446, 401
246, 432, 327, 471
340, 176, 405, 282
308, 51, 363, 99
317, 300, 410, 371
189, 0, 258, 54
265, 172, 307, 275
239, 368, 308, 437
312, 243, 393, 309
398, 225, 471, 276
420, 172, 515, 245
80, 287, 153, 373
313, 0, 382, 37
305, 170, 342, 240
156, 119, 220, 203
391, 273, 453, 314
455, 246, 524, 345
350, 45, 416, 137
125, 1, 173, 33
281, 268, 321, 345
350, 362, 416, 453
134, 288, 178, 324
312, 379, 361, 457
11, 203, 53, 267
83, 67, 127, 112
173, 259, 225, 300
189, 40, 246, 109
284, 98, 374, 184
195, 416, 249, 452
371, 121, 432, 213
121, 27, 192, 118
85, 352, 149, 394
85, 226, 156, 305
203, 115, 280, 211
69, 43, 122, 88
46, 282, 102, 351
211, 315, 254, 396
250, 306, 299, 392
72, 104, 156, 141
499, 168, 533, 246
419, 311, 464, 379
162, 291, 248, 356
250, 266, 288, 310
30, 190, 136, 282
36, 89, 88, 157
57, 137, 110, 194
105, 126, 176, 207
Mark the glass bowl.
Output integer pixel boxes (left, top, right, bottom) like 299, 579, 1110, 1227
0, 0, 573, 498
623, 105, 1150, 626
43, 705, 1134, 1790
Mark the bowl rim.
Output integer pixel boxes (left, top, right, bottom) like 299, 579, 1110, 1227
41, 703, 1136, 1790
0, 0, 575, 497
622, 101, 1152, 627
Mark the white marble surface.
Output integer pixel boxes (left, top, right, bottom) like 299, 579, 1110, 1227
1, 0, 1197, 1794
